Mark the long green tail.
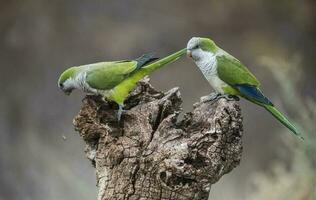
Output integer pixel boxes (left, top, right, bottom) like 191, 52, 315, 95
263, 104, 304, 140
237, 86, 303, 140
142, 48, 187, 73
110, 48, 186, 104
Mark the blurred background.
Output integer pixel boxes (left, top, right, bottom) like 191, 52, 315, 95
0, 0, 315, 199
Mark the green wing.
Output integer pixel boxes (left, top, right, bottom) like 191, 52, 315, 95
217, 55, 260, 87
217, 54, 273, 105
85, 61, 137, 90
217, 54, 303, 140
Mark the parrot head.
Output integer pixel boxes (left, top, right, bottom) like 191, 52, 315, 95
58, 67, 78, 95
186, 37, 217, 61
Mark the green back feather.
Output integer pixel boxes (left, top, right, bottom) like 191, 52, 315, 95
85, 61, 137, 90
84, 54, 158, 91
217, 55, 259, 86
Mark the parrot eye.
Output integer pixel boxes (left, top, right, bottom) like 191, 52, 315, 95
59, 83, 64, 88
192, 45, 199, 50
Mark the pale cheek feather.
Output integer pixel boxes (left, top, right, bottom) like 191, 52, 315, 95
65, 72, 102, 95
74, 72, 93, 93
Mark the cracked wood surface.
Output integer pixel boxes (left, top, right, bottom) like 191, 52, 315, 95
73, 78, 243, 200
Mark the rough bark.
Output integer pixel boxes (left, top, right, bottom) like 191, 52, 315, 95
73, 78, 243, 200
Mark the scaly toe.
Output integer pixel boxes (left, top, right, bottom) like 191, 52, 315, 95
117, 105, 125, 121
218, 94, 239, 101
200, 93, 220, 103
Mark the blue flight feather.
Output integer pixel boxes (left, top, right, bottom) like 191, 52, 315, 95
135, 53, 159, 69
235, 84, 273, 106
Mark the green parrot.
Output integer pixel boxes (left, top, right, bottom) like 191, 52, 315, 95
186, 37, 303, 140
58, 48, 186, 120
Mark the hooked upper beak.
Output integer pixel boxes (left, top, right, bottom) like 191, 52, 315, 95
60, 87, 72, 95
58, 83, 72, 95
187, 50, 192, 58
63, 89, 73, 96
63, 90, 71, 95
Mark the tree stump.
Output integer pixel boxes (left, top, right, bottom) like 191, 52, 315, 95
73, 78, 243, 200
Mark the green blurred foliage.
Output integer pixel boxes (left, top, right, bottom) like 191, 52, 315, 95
247, 55, 316, 200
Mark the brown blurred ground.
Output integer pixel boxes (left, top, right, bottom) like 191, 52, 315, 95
0, 0, 315, 199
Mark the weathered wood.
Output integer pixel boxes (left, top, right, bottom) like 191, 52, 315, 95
73, 78, 243, 200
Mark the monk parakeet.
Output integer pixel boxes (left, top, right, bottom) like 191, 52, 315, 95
58, 49, 186, 120
187, 37, 303, 140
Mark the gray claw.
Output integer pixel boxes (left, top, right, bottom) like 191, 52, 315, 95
200, 92, 221, 103
117, 105, 125, 121
218, 94, 239, 101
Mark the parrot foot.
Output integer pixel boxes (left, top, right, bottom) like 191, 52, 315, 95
218, 94, 240, 101
200, 92, 221, 103
117, 105, 125, 121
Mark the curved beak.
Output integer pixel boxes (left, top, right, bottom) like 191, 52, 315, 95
63, 90, 71, 95
58, 82, 73, 96
60, 88, 72, 95
187, 50, 192, 58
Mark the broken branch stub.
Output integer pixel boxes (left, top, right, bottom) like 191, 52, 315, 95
73, 78, 243, 200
